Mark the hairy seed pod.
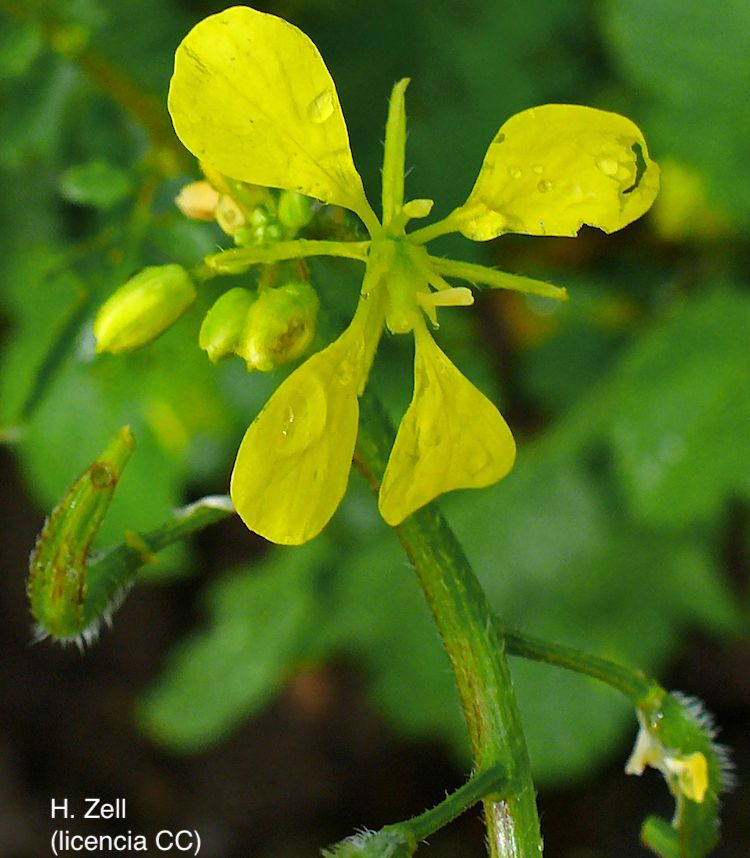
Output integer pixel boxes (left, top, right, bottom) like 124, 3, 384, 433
28, 427, 135, 644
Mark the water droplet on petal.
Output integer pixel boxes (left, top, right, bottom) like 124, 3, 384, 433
597, 157, 619, 177
507, 165, 523, 179
336, 339, 365, 387
465, 446, 491, 476
532, 164, 544, 175
308, 89, 335, 124
275, 376, 327, 455
537, 179, 553, 193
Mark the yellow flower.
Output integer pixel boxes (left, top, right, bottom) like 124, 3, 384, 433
168, 6, 659, 544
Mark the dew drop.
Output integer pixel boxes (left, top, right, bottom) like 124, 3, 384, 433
537, 179, 552, 193
416, 421, 443, 452
336, 339, 364, 387
597, 157, 619, 177
307, 89, 335, 124
507, 165, 523, 179
465, 446, 490, 476
532, 164, 544, 175
275, 377, 327, 455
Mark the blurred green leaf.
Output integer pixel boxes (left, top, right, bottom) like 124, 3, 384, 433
0, 51, 79, 170
58, 158, 133, 209
138, 541, 327, 750
0, 18, 44, 80
604, 287, 750, 526
603, 0, 750, 222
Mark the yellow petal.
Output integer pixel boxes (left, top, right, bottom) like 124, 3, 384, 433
455, 104, 660, 239
378, 328, 515, 526
230, 320, 368, 545
666, 752, 709, 804
169, 7, 372, 221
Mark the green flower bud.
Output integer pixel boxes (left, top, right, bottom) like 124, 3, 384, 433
237, 280, 320, 372
322, 830, 413, 858
199, 287, 256, 363
277, 190, 314, 231
94, 265, 196, 355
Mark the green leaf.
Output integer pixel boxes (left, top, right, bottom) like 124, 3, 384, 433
603, 0, 750, 222
333, 521, 469, 753
138, 542, 326, 750
58, 158, 133, 209
604, 288, 750, 526
0, 19, 44, 81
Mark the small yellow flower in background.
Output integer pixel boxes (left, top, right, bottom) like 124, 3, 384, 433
168, 5, 659, 545
626, 706, 710, 804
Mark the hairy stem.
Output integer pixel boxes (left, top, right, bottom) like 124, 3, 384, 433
388, 764, 509, 844
504, 630, 656, 702
355, 391, 542, 858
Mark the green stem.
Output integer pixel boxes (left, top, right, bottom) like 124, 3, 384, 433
407, 210, 463, 244
82, 496, 234, 636
202, 239, 370, 276
355, 391, 542, 858
386, 764, 508, 844
428, 256, 569, 301
504, 630, 656, 702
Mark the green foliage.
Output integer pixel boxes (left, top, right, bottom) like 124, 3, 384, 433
58, 158, 133, 209
604, 287, 750, 525
1, 0, 747, 813
139, 541, 327, 750
603, 0, 750, 223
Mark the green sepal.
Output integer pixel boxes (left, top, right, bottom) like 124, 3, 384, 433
321, 830, 413, 858
628, 690, 732, 858
199, 287, 256, 363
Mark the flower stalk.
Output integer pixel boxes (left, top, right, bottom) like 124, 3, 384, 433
355, 391, 542, 857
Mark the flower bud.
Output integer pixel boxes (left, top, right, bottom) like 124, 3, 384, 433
215, 194, 246, 235
175, 180, 220, 220
278, 190, 314, 231
199, 287, 256, 363
94, 265, 197, 355
237, 281, 319, 372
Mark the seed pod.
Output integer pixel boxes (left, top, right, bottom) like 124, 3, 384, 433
237, 281, 320, 372
28, 427, 136, 644
94, 265, 196, 355
277, 190, 314, 231
199, 287, 256, 363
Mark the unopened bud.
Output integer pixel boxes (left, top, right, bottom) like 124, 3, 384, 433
199, 287, 256, 363
175, 180, 220, 220
237, 281, 320, 372
278, 191, 314, 231
215, 194, 246, 236
94, 265, 196, 355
